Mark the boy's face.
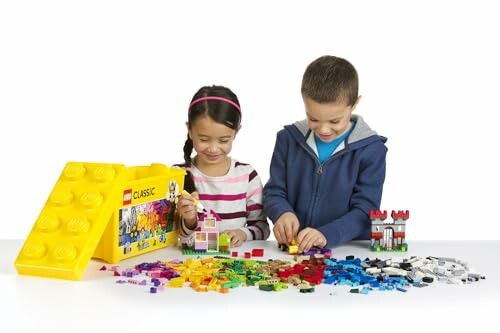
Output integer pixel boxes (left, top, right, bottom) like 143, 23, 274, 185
303, 96, 357, 143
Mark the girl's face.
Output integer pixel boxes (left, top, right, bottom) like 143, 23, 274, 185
188, 116, 237, 167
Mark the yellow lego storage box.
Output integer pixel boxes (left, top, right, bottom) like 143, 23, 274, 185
15, 162, 185, 280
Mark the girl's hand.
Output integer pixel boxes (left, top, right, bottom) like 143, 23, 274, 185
296, 227, 327, 253
273, 212, 299, 246
177, 191, 199, 229
224, 229, 247, 247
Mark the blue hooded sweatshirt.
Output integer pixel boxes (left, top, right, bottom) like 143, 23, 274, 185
263, 115, 387, 247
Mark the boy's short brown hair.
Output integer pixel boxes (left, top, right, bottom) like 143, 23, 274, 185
301, 55, 359, 106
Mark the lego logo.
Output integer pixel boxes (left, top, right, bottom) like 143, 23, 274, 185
123, 189, 132, 205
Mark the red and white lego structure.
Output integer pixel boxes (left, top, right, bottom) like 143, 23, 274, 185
370, 210, 410, 251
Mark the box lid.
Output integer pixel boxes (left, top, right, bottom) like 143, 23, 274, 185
15, 162, 128, 280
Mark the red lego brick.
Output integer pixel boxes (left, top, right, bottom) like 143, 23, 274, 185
251, 248, 264, 257
391, 210, 410, 220
370, 209, 388, 220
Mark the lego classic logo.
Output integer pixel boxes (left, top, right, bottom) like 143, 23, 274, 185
123, 187, 156, 205
123, 189, 132, 205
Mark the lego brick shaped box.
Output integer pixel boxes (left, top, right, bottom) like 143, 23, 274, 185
93, 163, 185, 263
15, 162, 185, 280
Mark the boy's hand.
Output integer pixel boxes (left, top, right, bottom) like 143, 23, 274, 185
297, 228, 327, 253
177, 191, 199, 229
273, 212, 300, 245
224, 229, 247, 247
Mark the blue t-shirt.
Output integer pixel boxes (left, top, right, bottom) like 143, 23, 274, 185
315, 122, 355, 163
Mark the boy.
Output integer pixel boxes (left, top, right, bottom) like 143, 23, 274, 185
263, 55, 387, 252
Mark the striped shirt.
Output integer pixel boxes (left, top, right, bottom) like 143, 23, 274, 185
178, 158, 270, 242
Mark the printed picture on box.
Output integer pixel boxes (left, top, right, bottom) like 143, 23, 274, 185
118, 181, 179, 252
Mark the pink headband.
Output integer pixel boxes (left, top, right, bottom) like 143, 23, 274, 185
189, 96, 241, 116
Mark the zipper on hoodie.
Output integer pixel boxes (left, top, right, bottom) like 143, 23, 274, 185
307, 163, 321, 228
300, 141, 349, 228
297, 141, 323, 228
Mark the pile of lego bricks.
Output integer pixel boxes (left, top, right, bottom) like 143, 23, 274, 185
101, 254, 485, 294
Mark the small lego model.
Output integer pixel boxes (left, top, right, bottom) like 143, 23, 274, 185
195, 209, 221, 252
182, 209, 230, 255
279, 239, 332, 256
278, 238, 299, 255
370, 210, 410, 252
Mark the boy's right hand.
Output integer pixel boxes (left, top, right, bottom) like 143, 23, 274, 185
177, 191, 199, 229
273, 212, 299, 245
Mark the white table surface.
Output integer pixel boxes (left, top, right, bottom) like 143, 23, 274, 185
2, 239, 499, 332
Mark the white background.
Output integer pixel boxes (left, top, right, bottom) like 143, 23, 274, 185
1, 0, 499, 240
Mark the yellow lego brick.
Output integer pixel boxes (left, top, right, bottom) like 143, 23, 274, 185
15, 162, 129, 280
169, 277, 186, 288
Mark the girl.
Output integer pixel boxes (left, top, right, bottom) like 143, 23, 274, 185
177, 85, 270, 247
